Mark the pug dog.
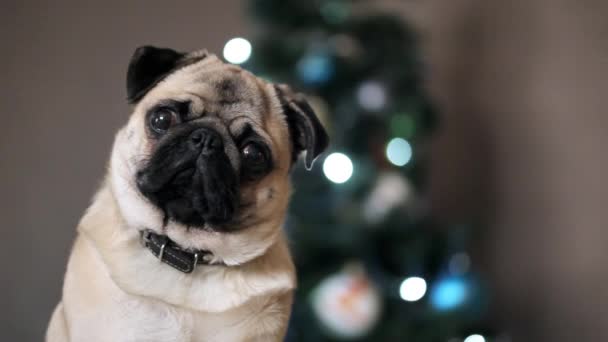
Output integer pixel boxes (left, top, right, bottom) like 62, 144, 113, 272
46, 46, 328, 342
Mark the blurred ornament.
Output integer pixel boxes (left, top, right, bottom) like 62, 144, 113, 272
363, 171, 412, 223
323, 153, 353, 184
311, 264, 381, 339
297, 52, 334, 85
223, 37, 252, 64
356, 81, 387, 112
386, 137, 413, 167
399, 276, 427, 302
429, 276, 471, 311
390, 113, 416, 139
319, 0, 350, 25
448, 253, 471, 276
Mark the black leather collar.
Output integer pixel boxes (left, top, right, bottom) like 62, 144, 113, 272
140, 230, 216, 273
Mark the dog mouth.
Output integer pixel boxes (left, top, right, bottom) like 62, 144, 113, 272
136, 149, 239, 229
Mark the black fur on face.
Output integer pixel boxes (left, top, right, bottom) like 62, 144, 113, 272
136, 125, 239, 228
135, 101, 274, 230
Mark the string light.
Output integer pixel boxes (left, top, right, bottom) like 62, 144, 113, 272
357, 81, 387, 111
430, 276, 469, 311
323, 153, 353, 184
297, 53, 334, 85
223, 37, 252, 64
464, 334, 486, 342
386, 138, 412, 166
399, 277, 427, 302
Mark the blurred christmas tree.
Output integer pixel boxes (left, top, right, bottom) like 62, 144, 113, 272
223, 0, 499, 341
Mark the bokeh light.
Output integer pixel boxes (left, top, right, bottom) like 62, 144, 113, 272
430, 276, 469, 311
223, 37, 252, 64
323, 153, 353, 184
357, 81, 387, 111
464, 334, 486, 342
399, 277, 427, 302
386, 138, 413, 166
297, 53, 334, 85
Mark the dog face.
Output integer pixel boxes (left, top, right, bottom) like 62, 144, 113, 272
109, 46, 328, 264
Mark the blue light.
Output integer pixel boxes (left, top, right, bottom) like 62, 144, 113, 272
386, 138, 413, 166
430, 277, 469, 311
297, 53, 334, 85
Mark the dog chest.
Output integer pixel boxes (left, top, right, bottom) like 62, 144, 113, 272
61, 236, 277, 341
74, 294, 282, 341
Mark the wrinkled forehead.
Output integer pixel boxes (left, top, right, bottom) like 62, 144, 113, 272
139, 55, 271, 125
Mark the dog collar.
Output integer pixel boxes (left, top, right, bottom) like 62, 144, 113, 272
140, 230, 216, 273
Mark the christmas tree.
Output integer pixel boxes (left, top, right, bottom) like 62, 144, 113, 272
223, 0, 497, 340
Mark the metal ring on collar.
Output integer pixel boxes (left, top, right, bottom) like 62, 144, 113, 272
193, 252, 200, 267
158, 240, 167, 262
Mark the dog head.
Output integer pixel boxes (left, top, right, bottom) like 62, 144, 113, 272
109, 46, 328, 264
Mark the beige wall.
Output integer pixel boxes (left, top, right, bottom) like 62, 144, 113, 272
1, 1, 246, 340
419, 1, 608, 340
2, 1, 608, 341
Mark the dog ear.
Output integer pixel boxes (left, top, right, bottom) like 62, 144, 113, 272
274, 84, 329, 170
126, 46, 186, 103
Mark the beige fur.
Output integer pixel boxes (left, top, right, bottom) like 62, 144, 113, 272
47, 53, 300, 341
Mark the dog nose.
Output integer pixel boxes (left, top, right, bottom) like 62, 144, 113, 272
189, 128, 223, 155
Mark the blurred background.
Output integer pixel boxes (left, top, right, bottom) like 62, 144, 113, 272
2, 0, 607, 341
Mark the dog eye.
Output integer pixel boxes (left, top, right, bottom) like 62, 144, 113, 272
149, 109, 177, 134
241, 142, 271, 180
242, 143, 266, 165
